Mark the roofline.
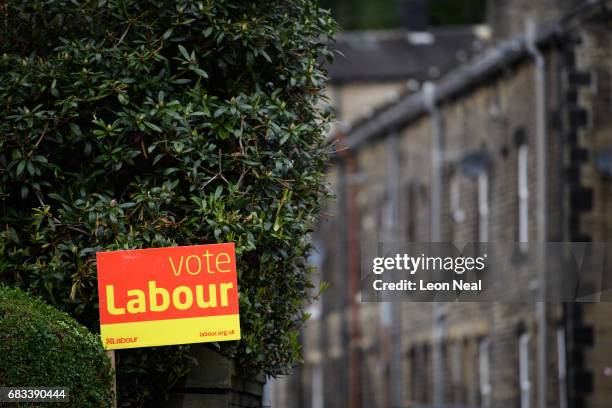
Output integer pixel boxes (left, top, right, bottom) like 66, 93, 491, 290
326, 24, 490, 85
333, 24, 489, 42
327, 73, 427, 86
338, 0, 609, 153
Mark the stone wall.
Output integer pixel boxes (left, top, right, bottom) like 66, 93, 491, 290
354, 51, 567, 408
164, 346, 264, 408
562, 10, 612, 408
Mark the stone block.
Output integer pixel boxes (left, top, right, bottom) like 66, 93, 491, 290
166, 346, 263, 408
183, 345, 233, 389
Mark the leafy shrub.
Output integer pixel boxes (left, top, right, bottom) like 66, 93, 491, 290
0, 0, 336, 405
0, 285, 114, 407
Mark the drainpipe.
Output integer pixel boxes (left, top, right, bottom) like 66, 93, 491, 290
337, 131, 362, 408
526, 20, 548, 408
424, 82, 442, 244
386, 132, 403, 408
262, 376, 271, 408
424, 81, 445, 407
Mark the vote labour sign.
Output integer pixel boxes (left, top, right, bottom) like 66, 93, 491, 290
96, 243, 240, 350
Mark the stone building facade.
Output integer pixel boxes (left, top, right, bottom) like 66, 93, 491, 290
273, 1, 612, 407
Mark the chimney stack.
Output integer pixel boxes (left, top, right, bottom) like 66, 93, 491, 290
398, 0, 428, 31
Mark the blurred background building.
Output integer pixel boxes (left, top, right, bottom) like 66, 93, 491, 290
271, 0, 612, 407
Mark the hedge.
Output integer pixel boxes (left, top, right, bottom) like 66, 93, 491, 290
0, 286, 114, 407
0, 0, 337, 405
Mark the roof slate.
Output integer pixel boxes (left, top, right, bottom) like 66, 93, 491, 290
326, 26, 486, 83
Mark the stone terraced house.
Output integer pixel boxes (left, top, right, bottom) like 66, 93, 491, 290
272, 1, 612, 407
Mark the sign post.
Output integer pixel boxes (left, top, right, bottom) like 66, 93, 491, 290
106, 350, 117, 408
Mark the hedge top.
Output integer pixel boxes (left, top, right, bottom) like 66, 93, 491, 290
0, 285, 115, 407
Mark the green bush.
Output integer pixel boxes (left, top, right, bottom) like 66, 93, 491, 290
0, 0, 336, 405
0, 286, 114, 407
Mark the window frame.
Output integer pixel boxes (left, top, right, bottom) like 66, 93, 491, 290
517, 144, 529, 247
478, 171, 489, 242
519, 332, 531, 408
479, 338, 492, 408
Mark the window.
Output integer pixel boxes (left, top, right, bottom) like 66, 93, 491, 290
479, 338, 491, 408
518, 144, 529, 247
411, 344, 430, 404
519, 332, 531, 408
557, 328, 568, 408
381, 193, 395, 242
450, 173, 466, 223
409, 347, 417, 404
460, 149, 490, 242
478, 171, 489, 242
406, 183, 416, 241
306, 241, 324, 321
379, 302, 392, 327
451, 341, 464, 403
311, 364, 323, 408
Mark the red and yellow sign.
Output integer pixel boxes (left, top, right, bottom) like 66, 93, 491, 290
96, 243, 240, 350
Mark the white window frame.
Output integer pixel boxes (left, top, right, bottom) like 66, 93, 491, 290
518, 144, 529, 247
312, 364, 323, 408
451, 174, 466, 223
519, 332, 531, 408
451, 341, 463, 401
557, 327, 568, 408
306, 241, 324, 321
451, 341, 462, 384
479, 339, 492, 408
478, 171, 489, 242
